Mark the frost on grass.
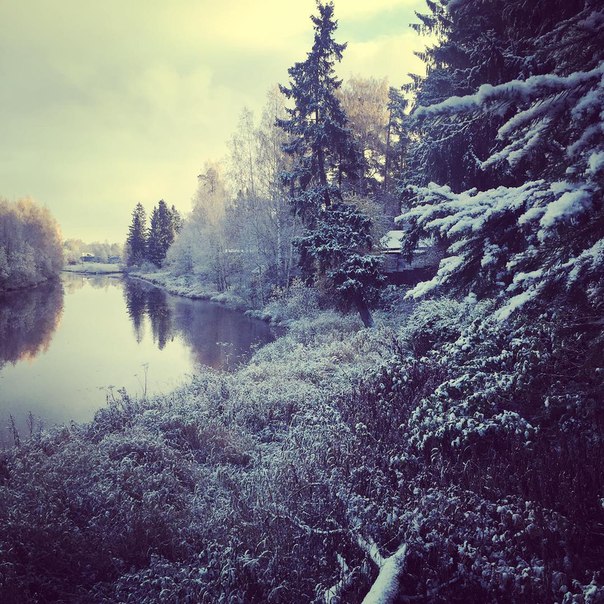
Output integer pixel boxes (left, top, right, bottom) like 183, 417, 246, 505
0, 297, 602, 602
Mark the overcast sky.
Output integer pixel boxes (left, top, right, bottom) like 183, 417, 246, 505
0, 0, 427, 242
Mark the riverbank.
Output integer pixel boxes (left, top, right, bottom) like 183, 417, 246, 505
1, 295, 601, 602
63, 263, 124, 275
128, 269, 225, 299
128, 269, 290, 323
128, 268, 414, 327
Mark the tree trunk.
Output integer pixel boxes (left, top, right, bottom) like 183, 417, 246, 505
355, 296, 374, 328
384, 107, 392, 195
362, 545, 408, 604
316, 108, 330, 207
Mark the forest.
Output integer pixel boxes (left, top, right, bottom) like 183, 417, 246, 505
1, 0, 603, 602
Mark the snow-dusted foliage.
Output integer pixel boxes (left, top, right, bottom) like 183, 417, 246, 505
400, 0, 604, 321
1, 299, 602, 602
0, 197, 63, 290
297, 202, 385, 312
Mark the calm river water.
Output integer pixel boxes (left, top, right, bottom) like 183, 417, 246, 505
0, 273, 275, 443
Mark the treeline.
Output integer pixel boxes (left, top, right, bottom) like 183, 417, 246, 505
0, 197, 63, 291
133, 76, 405, 312
125, 200, 182, 267
63, 240, 122, 264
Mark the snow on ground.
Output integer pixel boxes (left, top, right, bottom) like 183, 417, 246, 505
63, 263, 124, 275
128, 269, 249, 312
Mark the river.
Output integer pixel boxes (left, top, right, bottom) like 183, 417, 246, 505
0, 273, 276, 444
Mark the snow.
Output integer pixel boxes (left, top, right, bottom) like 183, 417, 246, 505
571, 84, 604, 120
567, 124, 602, 157
567, 238, 604, 285
578, 10, 604, 31
539, 187, 592, 233
495, 288, 539, 321
482, 117, 551, 169
481, 244, 500, 267
587, 150, 604, 175
406, 255, 464, 298
414, 63, 604, 118
380, 230, 406, 251
511, 269, 543, 284
362, 545, 408, 604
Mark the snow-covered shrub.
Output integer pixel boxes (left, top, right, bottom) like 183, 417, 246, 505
262, 278, 321, 322
400, 297, 479, 356
286, 310, 362, 342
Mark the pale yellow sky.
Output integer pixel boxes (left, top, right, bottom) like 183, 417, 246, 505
0, 0, 427, 242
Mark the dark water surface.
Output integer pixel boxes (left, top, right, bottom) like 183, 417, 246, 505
0, 273, 275, 442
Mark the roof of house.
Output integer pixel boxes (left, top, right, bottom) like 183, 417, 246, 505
380, 230, 406, 250
380, 230, 435, 251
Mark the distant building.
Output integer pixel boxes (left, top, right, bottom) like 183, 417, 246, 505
379, 229, 443, 283
80, 253, 96, 263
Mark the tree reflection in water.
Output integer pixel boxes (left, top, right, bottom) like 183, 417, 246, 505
0, 279, 64, 368
146, 288, 172, 351
122, 278, 275, 370
123, 279, 148, 343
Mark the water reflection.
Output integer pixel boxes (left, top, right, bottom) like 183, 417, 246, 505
63, 273, 112, 294
123, 278, 273, 368
0, 280, 63, 368
124, 279, 148, 342
0, 274, 275, 442
147, 288, 172, 351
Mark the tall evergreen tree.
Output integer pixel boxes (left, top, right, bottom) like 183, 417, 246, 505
170, 205, 183, 235
125, 202, 147, 266
278, 1, 383, 326
278, 1, 360, 219
383, 86, 410, 207
146, 200, 176, 267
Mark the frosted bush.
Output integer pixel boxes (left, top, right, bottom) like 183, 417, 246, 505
399, 296, 488, 355
263, 279, 320, 322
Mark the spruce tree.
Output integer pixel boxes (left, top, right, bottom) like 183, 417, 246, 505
146, 200, 176, 267
125, 202, 147, 266
278, 1, 382, 326
402, 0, 604, 312
277, 1, 358, 220
170, 205, 183, 235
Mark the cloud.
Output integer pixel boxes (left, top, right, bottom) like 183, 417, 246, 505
0, 0, 428, 241
340, 30, 427, 84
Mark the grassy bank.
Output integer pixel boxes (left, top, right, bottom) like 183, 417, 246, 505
127, 269, 251, 312
0, 295, 601, 602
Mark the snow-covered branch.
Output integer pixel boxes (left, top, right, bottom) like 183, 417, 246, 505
414, 63, 604, 119
361, 544, 408, 604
